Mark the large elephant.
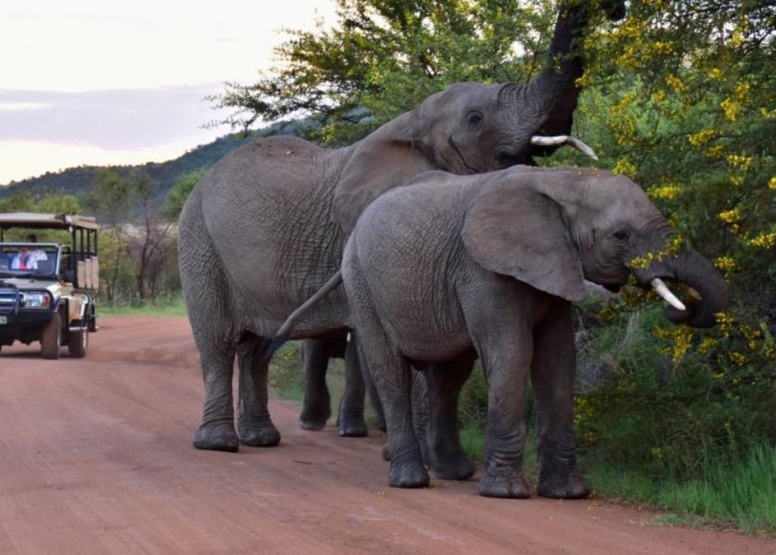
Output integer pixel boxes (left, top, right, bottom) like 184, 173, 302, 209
273, 166, 729, 497
178, 0, 626, 453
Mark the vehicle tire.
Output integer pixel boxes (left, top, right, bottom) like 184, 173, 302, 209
41, 312, 62, 360
68, 326, 88, 358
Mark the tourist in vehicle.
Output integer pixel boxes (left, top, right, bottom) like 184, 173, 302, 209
11, 246, 37, 270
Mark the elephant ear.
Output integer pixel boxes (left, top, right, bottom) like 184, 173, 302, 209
333, 112, 436, 233
461, 172, 587, 302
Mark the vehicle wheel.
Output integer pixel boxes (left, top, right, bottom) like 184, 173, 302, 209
68, 327, 89, 358
41, 312, 62, 360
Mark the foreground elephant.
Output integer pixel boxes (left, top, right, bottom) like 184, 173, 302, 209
178, 0, 625, 452
274, 166, 729, 497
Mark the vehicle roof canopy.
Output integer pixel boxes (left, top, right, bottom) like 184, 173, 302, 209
0, 212, 99, 232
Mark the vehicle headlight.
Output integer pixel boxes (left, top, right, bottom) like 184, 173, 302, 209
22, 292, 52, 309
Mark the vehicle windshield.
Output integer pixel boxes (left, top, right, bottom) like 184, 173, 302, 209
0, 243, 59, 278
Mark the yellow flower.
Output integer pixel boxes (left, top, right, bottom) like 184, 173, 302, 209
612, 158, 638, 177
769, 177, 776, 190
708, 68, 724, 80
721, 97, 740, 121
730, 352, 747, 366
749, 231, 776, 249
689, 129, 716, 148
727, 154, 753, 170
648, 185, 682, 201
665, 74, 685, 93
714, 256, 737, 272
718, 208, 742, 224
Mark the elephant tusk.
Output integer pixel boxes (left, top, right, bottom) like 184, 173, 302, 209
530, 135, 599, 160
650, 278, 686, 311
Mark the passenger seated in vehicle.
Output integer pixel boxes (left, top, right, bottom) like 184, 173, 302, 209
11, 247, 38, 270
26, 234, 48, 262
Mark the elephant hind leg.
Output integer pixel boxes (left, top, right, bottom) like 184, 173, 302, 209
193, 342, 240, 452
299, 339, 333, 431
423, 359, 476, 481
336, 335, 368, 437
237, 334, 281, 447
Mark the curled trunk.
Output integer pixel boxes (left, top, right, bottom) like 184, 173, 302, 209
636, 250, 730, 329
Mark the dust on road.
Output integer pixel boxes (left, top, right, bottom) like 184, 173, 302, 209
0, 315, 773, 554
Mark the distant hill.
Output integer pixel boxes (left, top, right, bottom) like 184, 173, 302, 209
0, 119, 309, 203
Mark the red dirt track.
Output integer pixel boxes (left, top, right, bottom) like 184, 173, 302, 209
0, 315, 773, 554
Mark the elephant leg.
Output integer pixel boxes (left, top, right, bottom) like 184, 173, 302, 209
357, 326, 427, 487
299, 339, 332, 431
364, 354, 387, 433
193, 342, 240, 452
337, 334, 368, 437
477, 340, 532, 499
237, 334, 281, 447
425, 358, 476, 481
532, 304, 589, 499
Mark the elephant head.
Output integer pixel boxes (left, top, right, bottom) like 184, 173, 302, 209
461, 167, 729, 328
333, 0, 626, 232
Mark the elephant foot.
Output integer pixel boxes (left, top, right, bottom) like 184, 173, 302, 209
337, 416, 368, 438
431, 450, 475, 481
537, 472, 590, 499
478, 470, 530, 499
298, 408, 330, 431
193, 422, 240, 452
239, 423, 281, 447
389, 457, 429, 489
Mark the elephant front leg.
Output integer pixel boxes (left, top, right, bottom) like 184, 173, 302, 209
424, 359, 476, 480
532, 304, 589, 499
299, 340, 332, 431
193, 345, 240, 452
237, 336, 281, 447
478, 345, 532, 499
337, 335, 368, 437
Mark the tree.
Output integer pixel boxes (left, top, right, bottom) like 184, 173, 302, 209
162, 169, 208, 222
208, 0, 615, 145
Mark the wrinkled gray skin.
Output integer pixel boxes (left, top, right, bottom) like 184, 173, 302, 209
334, 167, 729, 497
177, 0, 626, 452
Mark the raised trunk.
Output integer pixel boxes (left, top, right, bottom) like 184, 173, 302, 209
525, 1, 625, 156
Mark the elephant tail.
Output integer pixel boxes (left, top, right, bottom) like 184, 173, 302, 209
263, 270, 344, 362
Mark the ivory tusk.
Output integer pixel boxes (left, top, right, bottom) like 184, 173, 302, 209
650, 278, 686, 311
530, 135, 599, 160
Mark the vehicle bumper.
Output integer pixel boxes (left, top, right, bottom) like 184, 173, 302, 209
0, 311, 55, 345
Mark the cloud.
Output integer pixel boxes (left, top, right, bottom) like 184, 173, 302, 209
0, 85, 232, 150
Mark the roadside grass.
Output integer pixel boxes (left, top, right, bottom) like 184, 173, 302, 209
99, 296, 188, 317
582, 444, 776, 535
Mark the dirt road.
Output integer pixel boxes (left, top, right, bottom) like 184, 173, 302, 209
0, 315, 773, 555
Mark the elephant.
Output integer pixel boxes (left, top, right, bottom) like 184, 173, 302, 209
297, 336, 385, 435
270, 166, 729, 498
177, 0, 626, 453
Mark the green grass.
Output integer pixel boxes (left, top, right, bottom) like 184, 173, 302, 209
99, 296, 188, 317
582, 444, 776, 535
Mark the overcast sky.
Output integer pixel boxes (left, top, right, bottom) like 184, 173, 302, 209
0, 0, 337, 185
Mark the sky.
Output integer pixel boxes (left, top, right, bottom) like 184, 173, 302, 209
0, 0, 338, 185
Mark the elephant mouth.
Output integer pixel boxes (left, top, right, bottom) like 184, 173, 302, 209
602, 283, 622, 293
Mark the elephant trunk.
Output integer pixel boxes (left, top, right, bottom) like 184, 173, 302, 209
524, 1, 625, 156
635, 250, 730, 329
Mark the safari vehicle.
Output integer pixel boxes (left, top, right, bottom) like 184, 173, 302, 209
0, 212, 99, 359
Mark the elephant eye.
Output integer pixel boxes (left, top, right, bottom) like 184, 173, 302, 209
613, 229, 630, 242
466, 111, 483, 128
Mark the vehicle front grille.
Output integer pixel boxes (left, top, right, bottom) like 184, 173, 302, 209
0, 286, 20, 314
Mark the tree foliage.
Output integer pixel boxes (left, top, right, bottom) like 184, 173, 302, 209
210, 0, 619, 144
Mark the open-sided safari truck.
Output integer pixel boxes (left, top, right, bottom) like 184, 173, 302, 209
0, 212, 99, 359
